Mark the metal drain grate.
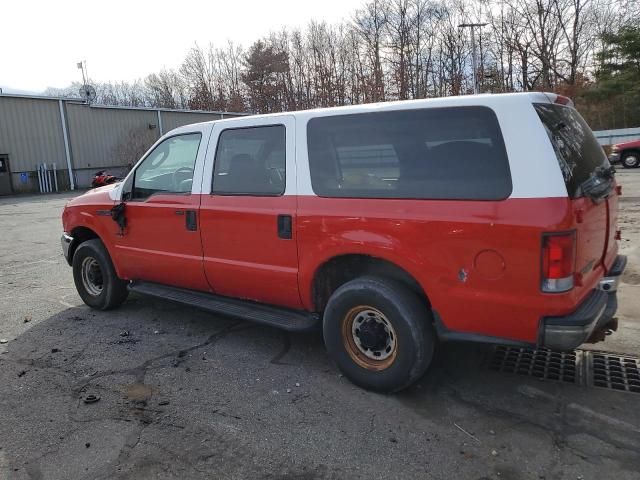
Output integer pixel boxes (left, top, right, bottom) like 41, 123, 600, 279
489, 346, 578, 383
488, 346, 640, 394
591, 352, 640, 393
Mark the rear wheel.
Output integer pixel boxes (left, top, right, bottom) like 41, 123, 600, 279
72, 239, 128, 310
621, 152, 640, 168
323, 276, 435, 392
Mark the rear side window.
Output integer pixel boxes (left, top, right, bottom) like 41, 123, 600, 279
534, 103, 608, 198
212, 125, 286, 196
306, 106, 511, 200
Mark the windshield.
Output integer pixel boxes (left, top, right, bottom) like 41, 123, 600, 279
534, 103, 609, 198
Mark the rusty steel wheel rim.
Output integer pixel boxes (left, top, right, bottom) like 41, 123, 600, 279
342, 305, 398, 371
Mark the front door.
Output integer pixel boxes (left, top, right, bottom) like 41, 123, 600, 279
199, 116, 302, 309
113, 126, 211, 291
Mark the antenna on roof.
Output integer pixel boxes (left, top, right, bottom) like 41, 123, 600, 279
76, 60, 96, 104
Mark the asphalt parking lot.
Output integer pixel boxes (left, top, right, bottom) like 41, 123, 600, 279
1, 171, 639, 480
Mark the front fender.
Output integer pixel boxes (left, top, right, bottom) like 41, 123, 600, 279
62, 198, 119, 274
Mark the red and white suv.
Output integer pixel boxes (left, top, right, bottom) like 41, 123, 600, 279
61, 92, 626, 392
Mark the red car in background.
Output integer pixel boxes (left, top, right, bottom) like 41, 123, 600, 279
609, 139, 640, 168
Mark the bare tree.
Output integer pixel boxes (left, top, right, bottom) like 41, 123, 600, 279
44, 0, 634, 129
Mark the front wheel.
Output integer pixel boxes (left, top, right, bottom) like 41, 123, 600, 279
621, 152, 640, 168
323, 276, 435, 392
72, 239, 128, 310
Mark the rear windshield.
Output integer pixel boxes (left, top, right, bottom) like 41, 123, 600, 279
534, 103, 608, 198
307, 106, 512, 200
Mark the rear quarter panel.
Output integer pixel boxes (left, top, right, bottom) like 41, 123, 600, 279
297, 196, 583, 343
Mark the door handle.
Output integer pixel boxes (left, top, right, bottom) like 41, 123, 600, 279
277, 214, 292, 239
185, 210, 197, 231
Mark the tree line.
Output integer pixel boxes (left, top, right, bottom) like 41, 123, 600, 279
47, 0, 640, 129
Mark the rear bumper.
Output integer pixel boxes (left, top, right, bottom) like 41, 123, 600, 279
541, 255, 626, 350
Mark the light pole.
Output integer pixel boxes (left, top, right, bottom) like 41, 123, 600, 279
458, 23, 487, 94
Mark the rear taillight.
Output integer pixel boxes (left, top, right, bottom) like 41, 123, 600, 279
541, 232, 576, 293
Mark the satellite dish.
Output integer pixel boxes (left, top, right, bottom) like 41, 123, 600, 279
79, 84, 97, 103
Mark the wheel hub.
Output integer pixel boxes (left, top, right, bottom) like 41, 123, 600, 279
349, 307, 397, 362
356, 319, 389, 351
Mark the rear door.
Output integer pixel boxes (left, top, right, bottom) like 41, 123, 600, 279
534, 103, 616, 285
199, 115, 302, 309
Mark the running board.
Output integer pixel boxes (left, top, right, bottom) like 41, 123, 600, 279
128, 281, 320, 332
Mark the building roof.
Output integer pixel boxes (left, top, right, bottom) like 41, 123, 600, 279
0, 92, 247, 116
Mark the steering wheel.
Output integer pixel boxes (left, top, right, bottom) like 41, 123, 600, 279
172, 167, 193, 192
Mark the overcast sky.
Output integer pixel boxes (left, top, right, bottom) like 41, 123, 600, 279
1, 0, 363, 93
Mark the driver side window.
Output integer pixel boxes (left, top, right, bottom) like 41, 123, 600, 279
132, 133, 202, 200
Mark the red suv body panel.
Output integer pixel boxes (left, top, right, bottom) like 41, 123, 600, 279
199, 195, 303, 309
296, 195, 616, 343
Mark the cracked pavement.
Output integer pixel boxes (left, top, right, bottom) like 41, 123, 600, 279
1, 170, 639, 479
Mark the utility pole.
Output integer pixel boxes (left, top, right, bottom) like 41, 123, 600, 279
458, 23, 487, 94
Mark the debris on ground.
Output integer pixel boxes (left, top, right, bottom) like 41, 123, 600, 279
286, 388, 292, 393
119, 330, 130, 337
454, 423, 480, 444
83, 394, 101, 404
491, 449, 499, 456
51, 348, 60, 353
295, 382, 300, 387
158, 400, 170, 406
17, 370, 26, 378
0, 339, 8, 344
85, 442, 91, 448
23, 315, 31, 323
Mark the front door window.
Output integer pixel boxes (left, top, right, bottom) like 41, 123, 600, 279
132, 133, 202, 200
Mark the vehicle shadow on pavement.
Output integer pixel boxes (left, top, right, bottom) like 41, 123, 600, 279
1, 297, 639, 480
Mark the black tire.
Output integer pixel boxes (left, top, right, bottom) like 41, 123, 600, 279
621, 151, 640, 169
323, 276, 435, 393
72, 239, 129, 310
